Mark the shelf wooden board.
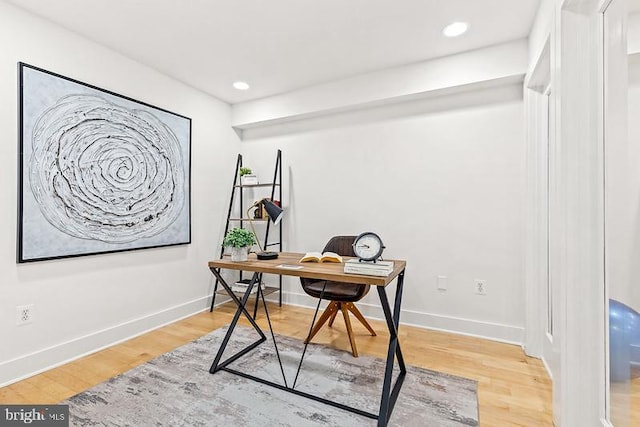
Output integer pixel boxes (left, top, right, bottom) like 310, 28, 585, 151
215, 286, 279, 297
233, 183, 281, 188
228, 217, 268, 222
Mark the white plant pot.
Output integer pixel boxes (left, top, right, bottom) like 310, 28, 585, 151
230, 246, 249, 262
241, 175, 258, 185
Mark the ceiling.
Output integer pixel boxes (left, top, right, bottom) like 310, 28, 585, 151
4, 0, 541, 104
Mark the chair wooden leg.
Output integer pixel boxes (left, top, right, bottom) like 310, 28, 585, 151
328, 307, 339, 327
341, 304, 358, 357
345, 302, 376, 336
305, 301, 339, 344
306, 301, 371, 358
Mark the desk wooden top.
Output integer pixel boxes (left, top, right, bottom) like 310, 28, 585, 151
208, 252, 406, 287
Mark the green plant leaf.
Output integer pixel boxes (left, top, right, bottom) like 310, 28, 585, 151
223, 227, 256, 247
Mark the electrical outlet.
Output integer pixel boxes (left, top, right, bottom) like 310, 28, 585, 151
475, 280, 487, 295
16, 304, 33, 326
437, 275, 447, 290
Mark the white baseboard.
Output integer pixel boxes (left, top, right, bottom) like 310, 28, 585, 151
267, 291, 524, 346
0, 296, 210, 387
1, 290, 525, 388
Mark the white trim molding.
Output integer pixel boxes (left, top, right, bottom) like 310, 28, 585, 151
555, 0, 608, 425
524, 34, 552, 359
271, 291, 524, 346
0, 296, 211, 387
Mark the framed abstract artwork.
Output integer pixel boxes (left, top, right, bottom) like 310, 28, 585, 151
17, 63, 191, 262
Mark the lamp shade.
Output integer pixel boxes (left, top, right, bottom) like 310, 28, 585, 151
262, 199, 284, 224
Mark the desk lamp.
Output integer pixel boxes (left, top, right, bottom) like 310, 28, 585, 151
247, 198, 284, 260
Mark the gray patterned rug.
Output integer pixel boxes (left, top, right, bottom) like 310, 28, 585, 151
65, 325, 478, 426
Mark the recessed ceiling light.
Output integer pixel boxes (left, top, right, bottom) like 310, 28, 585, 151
233, 81, 250, 90
442, 22, 468, 38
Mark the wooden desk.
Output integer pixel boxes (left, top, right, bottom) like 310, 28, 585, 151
208, 252, 406, 286
208, 252, 407, 427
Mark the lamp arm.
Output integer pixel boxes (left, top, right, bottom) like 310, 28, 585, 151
246, 204, 265, 253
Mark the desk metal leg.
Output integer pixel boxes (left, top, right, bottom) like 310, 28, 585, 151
207, 267, 407, 425
252, 273, 263, 319
209, 269, 221, 312
258, 282, 288, 387
376, 269, 406, 427
209, 270, 266, 373
293, 282, 327, 388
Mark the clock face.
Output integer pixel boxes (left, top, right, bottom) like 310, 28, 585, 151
353, 232, 384, 261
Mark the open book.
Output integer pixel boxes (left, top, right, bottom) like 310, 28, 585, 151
299, 251, 343, 263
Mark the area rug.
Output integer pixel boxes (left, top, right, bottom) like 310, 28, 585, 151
64, 325, 478, 426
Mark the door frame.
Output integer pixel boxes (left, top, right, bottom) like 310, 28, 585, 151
556, 0, 608, 424
525, 0, 611, 424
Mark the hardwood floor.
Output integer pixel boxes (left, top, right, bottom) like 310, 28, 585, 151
0, 302, 553, 426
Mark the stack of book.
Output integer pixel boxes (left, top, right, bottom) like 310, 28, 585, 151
231, 279, 265, 294
343, 259, 394, 277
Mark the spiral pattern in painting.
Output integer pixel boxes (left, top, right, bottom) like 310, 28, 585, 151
29, 95, 185, 243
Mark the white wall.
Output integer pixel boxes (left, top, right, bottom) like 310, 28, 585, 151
628, 12, 640, 54
0, 2, 239, 385
232, 36, 529, 343
241, 82, 526, 343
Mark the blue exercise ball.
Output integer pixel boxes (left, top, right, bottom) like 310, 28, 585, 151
609, 299, 640, 382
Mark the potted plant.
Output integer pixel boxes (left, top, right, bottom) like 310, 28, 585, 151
223, 227, 256, 262
240, 167, 258, 185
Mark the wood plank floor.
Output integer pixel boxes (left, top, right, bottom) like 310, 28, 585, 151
0, 302, 553, 426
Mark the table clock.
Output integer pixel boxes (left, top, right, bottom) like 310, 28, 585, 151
352, 232, 385, 262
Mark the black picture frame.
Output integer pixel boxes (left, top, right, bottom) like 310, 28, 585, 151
18, 62, 192, 262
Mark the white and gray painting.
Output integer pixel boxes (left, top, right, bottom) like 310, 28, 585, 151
20, 65, 191, 261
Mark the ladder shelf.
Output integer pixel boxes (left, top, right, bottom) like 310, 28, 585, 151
209, 150, 283, 317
